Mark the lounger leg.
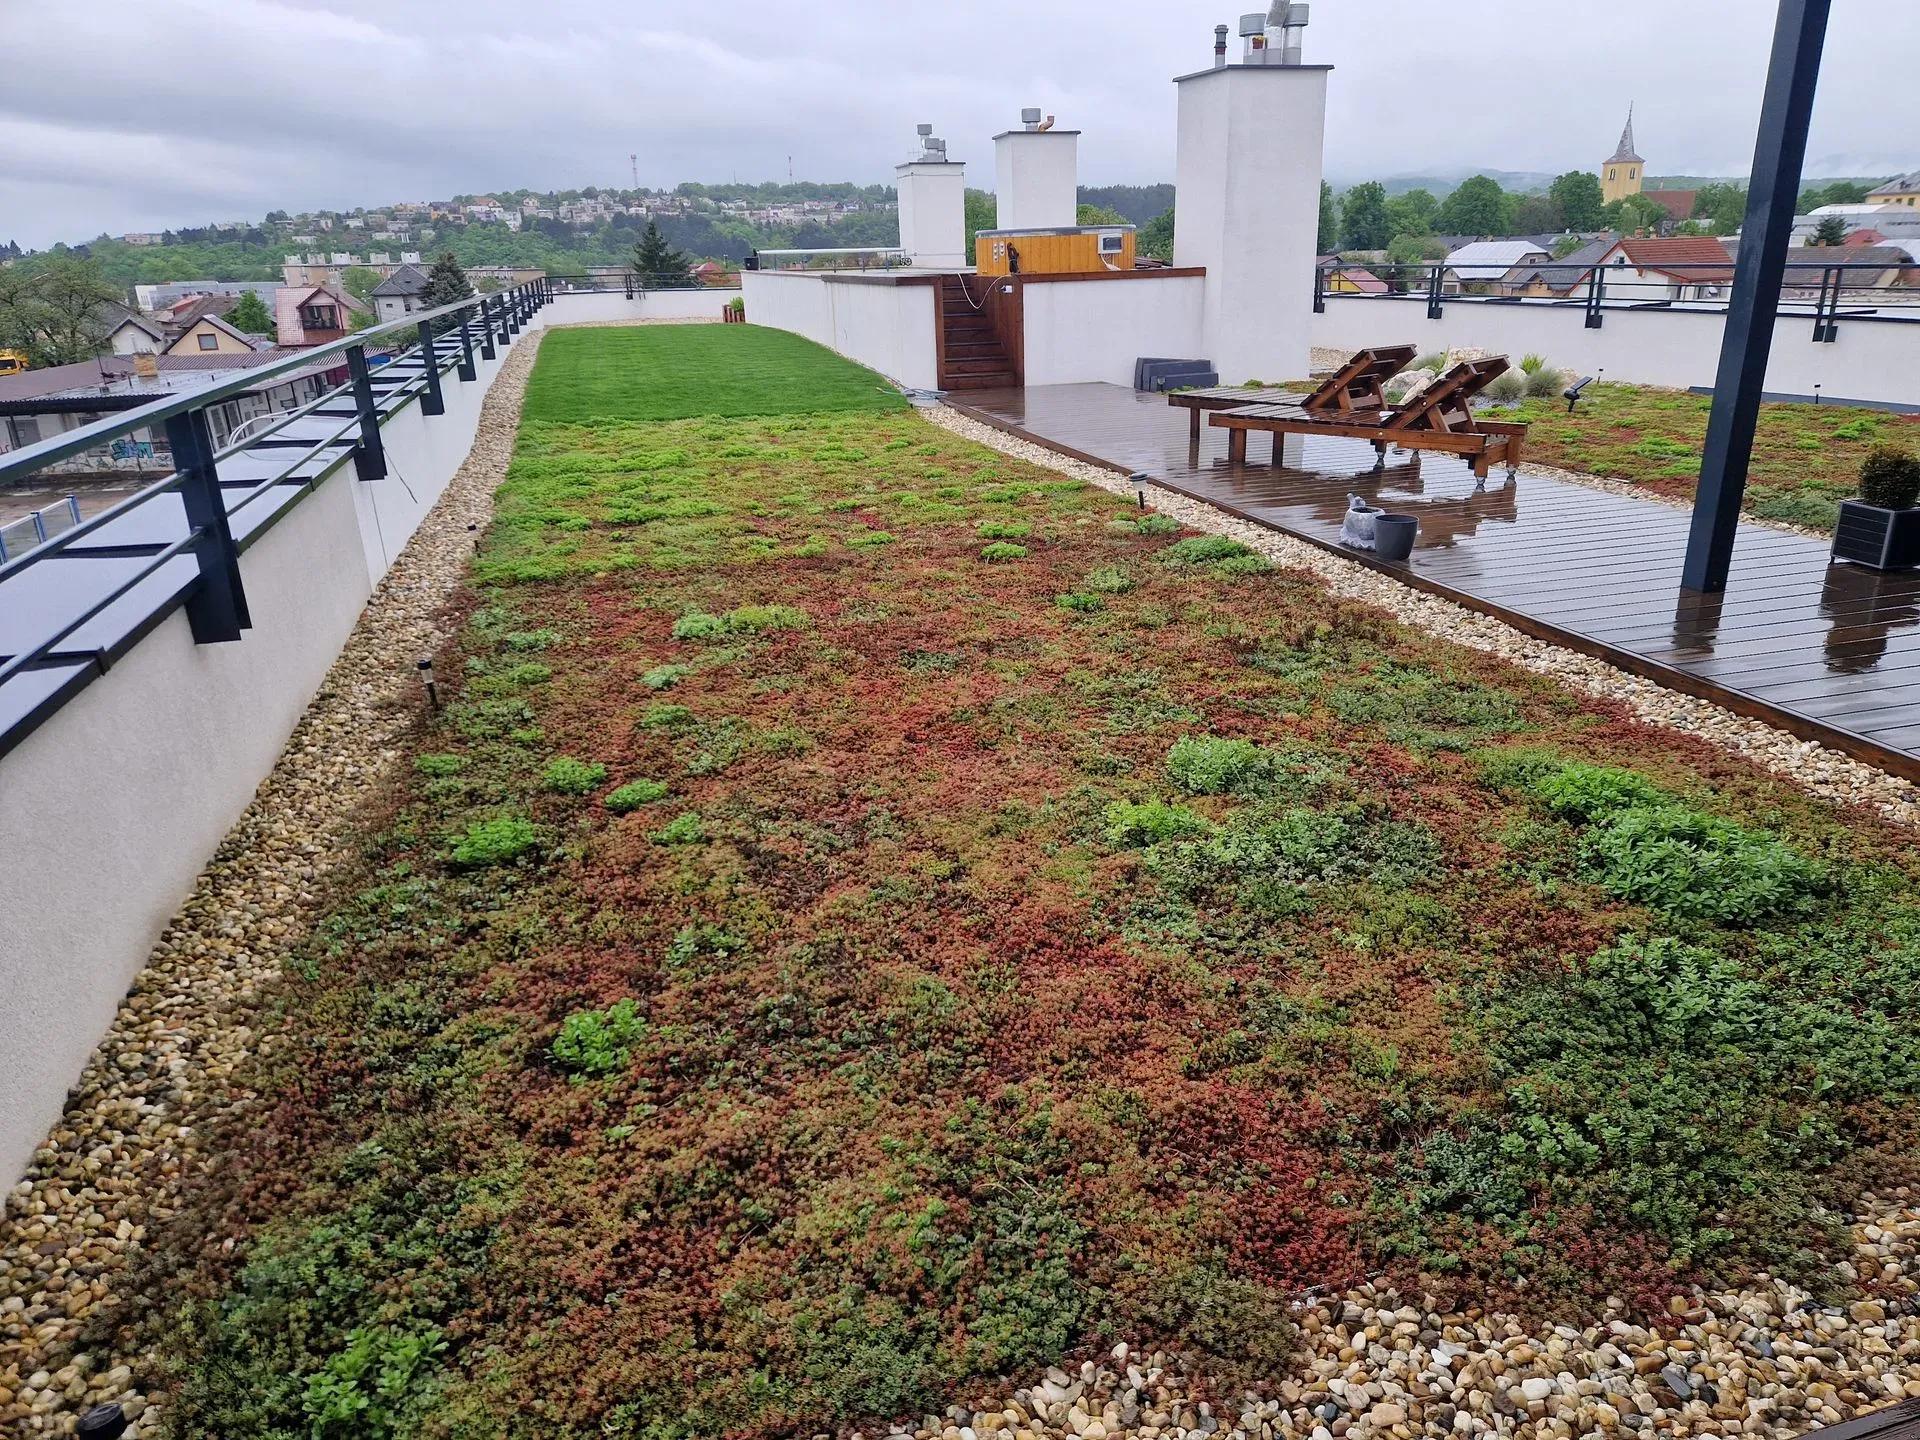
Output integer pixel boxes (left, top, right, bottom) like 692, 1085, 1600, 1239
1227, 429, 1247, 466
1189, 408, 1202, 442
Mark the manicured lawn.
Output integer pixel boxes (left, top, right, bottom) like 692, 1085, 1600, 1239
1507, 382, 1920, 529
131, 328, 1920, 1438
520, 323, 909, 426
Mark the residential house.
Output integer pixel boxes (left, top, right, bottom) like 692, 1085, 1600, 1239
1867, 173, 1920, 210
1442, 240, 1550, 295
466, 199, 506, 223
1779, 244, 1919, 301
120, 233, 165, 247
1323, 265, 1388, 295
103, 307, 167, 356
274, 285, 367, 347
164, 312, 263, 357
1587, 236, 1736, 302
1504, 235, 1622, 298
370, 264, 431, 321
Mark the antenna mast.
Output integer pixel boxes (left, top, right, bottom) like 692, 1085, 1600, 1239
630, 153, 639, 190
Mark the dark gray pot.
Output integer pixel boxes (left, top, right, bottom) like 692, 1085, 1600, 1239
1373, 513, 1418, 562
1833, 500, 1920, 570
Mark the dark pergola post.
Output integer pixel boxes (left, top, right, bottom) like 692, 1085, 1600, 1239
1680, 0, 1831, 593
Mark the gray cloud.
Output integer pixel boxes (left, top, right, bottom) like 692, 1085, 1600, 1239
0, 0, 1912, 248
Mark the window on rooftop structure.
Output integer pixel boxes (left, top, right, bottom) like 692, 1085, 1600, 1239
197, 332, 218, 350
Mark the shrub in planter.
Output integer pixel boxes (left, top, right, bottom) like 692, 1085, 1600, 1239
1833, 446, 1920, 570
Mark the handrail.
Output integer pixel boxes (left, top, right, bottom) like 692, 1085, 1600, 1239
0, 287, 518, 485
0, 278, 551, 724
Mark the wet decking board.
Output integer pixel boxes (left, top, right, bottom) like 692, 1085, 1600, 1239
947, 382, 1920, 781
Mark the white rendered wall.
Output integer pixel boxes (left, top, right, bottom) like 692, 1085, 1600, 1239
1175, 65, 1328, 385
539, 290, 736, 325
1020, 277, 1209, 386
0, 339, 527, 1186
896, 161, 967, 269
1311, 297, 1920, 407
994, 131, 1080, 231
740, 272, 936, 391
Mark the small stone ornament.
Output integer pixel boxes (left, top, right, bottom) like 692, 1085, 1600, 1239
1340, 493, 1380, 550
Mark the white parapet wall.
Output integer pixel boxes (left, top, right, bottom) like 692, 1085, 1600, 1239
1311, 297, 1920, 408
0, 334, 522, 1186
541, 288, 737, 325
1019, 274, 1209, 386
741, 271, 938, 391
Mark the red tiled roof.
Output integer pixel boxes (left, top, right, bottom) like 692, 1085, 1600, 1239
1641, 189, 1697, 224
1613, 235, 1735, 281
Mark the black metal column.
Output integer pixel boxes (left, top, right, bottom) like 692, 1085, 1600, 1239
456, 310, 477, 381
417, 318, 445, 416
476, 298, 496, 360
347, 344, 387, 481
165, 407, 251, 642
1681, 0, 1832, 593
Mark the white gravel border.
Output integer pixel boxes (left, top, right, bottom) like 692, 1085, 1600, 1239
0, 326, 553, 1435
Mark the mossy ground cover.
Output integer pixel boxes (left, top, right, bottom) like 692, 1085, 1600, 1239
121, 328, 1920, 1438
1507, 382, 1920, 529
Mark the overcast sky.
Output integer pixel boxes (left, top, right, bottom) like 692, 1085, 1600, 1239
1, 1, 1913, 249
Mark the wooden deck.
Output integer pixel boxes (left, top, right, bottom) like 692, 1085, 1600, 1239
949, 382, 1920, 781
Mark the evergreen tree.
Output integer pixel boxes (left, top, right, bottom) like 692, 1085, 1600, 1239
1548, 171, 1607, 232
631, 220, 691, 288
1317, 181, 1338, 253
420, 251, 472, 308
1339, 182, 1391, 250
226, 291, 275, 334
1811, 215, 1849, 246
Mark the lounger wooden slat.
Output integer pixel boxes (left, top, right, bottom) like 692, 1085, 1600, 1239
1164, 345, 1418, 439
1210, 357, 1527, 479
1298, 343, 1418, 418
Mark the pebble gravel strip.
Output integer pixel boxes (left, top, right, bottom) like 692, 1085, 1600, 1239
869, 1197, 1919, 1439
925, 406, 1920, 830
0, 327, 553, 1435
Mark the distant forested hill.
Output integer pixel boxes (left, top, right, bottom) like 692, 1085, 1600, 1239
1076, 184, 1175, 226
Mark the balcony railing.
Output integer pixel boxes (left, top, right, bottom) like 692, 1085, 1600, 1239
0, 278, 552, 758
1313, 260, 1920, 341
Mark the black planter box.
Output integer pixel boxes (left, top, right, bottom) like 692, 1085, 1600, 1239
1832, 500, 1920, 570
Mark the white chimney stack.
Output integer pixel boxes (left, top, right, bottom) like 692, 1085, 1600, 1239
994, 109, 1079, 231
895, 123, 966, 269
1173, 27, 1329, 381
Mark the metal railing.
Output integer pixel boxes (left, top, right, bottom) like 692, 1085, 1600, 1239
0, 277, 553, 756
0, 496, 82, 562
542, 269, 744, 298
1313, 260, 1920, 340
745, 246, 909, 274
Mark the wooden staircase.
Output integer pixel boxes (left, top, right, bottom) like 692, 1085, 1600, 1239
937, 277, 1019, 391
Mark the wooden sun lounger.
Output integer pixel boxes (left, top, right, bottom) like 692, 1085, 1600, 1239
1165, 345, 1419, 439
1209, 357, 1526, 479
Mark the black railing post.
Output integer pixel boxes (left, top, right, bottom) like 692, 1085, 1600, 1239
456, 308, 478, 381
1312, 265, 1325, 314
417, 318, 445, 416
347, 344, 387, 481
1427, 264, 1444, 320
1585, 265, 1606, 329
164, 406, 250, 643
625, 269, 635, 300
1814, 265, 1840, 342
495, 294, 512, 346
504, 290, 521, 336
1682, 0, 1831, 594
476, 298, 496, 360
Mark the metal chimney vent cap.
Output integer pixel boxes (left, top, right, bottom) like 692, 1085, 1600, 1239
1020, 107, 1043, 126
1237, 11, 1266, 35
917, 122, 933, 137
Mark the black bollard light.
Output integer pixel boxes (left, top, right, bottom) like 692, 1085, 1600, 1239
1128, 471, 1150, 510
417, 657, 439, 709
77, 1404, 128, 1439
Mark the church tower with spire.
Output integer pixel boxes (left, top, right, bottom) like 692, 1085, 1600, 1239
1601, 105, 1645, 204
